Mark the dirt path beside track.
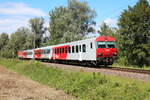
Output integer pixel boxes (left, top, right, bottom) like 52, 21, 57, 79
0, 66, 77, 100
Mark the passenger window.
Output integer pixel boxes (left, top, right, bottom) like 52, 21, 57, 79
58, 48, 60, 53
54, 49, 55, 54
60, 48, 62, 53
57, 49, 58, 54
79, 45, 81, 52
65, 47, 67, 53
69, 47, 71, 53
82, 44, 86, 52
72, 46, 74, 53
62, 48, 64, 53
90, 42, 93, 49
55, 49, 57, 54
59, 48, 61, 53
76, 45, 78, 53
48, 49, 50, 54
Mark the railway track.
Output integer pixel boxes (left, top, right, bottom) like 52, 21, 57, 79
102, 67, 150, 75
43, 61, 150, 75
43, 62, 150, 81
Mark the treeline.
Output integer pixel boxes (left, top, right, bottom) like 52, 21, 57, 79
0, 0, 150, 67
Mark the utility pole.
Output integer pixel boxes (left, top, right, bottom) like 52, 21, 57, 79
68, 0, 71, 8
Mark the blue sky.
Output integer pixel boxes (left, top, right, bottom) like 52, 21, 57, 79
0, 0, 149, 34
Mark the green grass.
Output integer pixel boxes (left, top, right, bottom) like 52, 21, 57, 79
0, 58, 150, 100
113, 57, 150, 70
113, 63, 150, 70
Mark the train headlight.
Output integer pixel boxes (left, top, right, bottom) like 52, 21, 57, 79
113, 52, 117, 56
98, 53, 102, 56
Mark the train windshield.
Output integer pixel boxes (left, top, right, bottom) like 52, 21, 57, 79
97, 41, 116, 48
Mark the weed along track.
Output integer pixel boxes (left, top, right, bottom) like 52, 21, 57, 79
103, 67, 150, 75
43, 62, 150, 82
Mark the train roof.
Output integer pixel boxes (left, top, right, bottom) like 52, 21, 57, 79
22, 36, 116, 50
96, 36, 116, 41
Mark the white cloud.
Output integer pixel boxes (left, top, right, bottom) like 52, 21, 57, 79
0, 17, 29, 34
0, 2, 47, 34
103, 18, 118, 27
0, 2, 46, 16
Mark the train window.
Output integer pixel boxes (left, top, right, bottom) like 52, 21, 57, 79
76, 45, 78, 53
107, 41, 116, 48
98, 45, 106, 48
55, 49, 56, 54
56, 49, 57, 54
60, 48, 61, 53
62, 48, 64, 53
97, 42, 106, 48
72, 46, 74, 53
47, 49, 50, 54
55, 49, 57, 54
45, 50, 47, 54
27, 52, 32, 55
79, 45, 81, 52
53, 49, 55, 53
60, 48, 62, 53
82, 44, 86, 52
57, 48, 59, 54
65, 47, 67, 53
69, 47, 71, 53
90, 42, 93, 49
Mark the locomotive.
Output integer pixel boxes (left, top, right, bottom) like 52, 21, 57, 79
18, 36, 118, 66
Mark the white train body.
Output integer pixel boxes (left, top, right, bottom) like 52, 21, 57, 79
18, 36, 118, 65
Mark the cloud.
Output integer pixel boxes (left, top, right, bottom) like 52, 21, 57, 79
0, 2, 46, 16
0, 2, 47, 34
0, 17, 29, 34
103, 18, 118, 27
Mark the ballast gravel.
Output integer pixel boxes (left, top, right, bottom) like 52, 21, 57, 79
43, 62, 150, 82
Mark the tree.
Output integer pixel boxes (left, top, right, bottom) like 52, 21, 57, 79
118, 0, 150, 67
8, 27, 29, 57
29, 17, 46, 48
0, 33, 9, 50
0, 33, 9, 57
48, 0, 96, 45
99, 22, 114, 36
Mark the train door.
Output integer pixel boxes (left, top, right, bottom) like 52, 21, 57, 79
79, 45, 82, 61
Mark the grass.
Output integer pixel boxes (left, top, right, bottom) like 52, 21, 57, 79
0, 58, 150, 100
113, 57, 150, 70
113, 63, 150, 70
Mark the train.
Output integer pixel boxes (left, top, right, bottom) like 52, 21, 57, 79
18, 36, 118, 66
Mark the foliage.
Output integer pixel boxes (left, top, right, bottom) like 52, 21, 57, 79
99, 22, 114, 36
29, 17, 47, 48
0, 27, 34, 58
0, 33, 9, 50
48, 0, 96, 45
0, 59, 150, 100
0, 33, 9, 57
118, 0, 150, 67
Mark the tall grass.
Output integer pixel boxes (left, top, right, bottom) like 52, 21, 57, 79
113, 57, 150, 70
0, 58, 150, 100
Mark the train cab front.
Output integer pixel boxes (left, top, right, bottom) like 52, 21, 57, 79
95, 36, 118, 65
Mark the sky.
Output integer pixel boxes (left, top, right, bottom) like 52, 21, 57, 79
0, 0, 149, 34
